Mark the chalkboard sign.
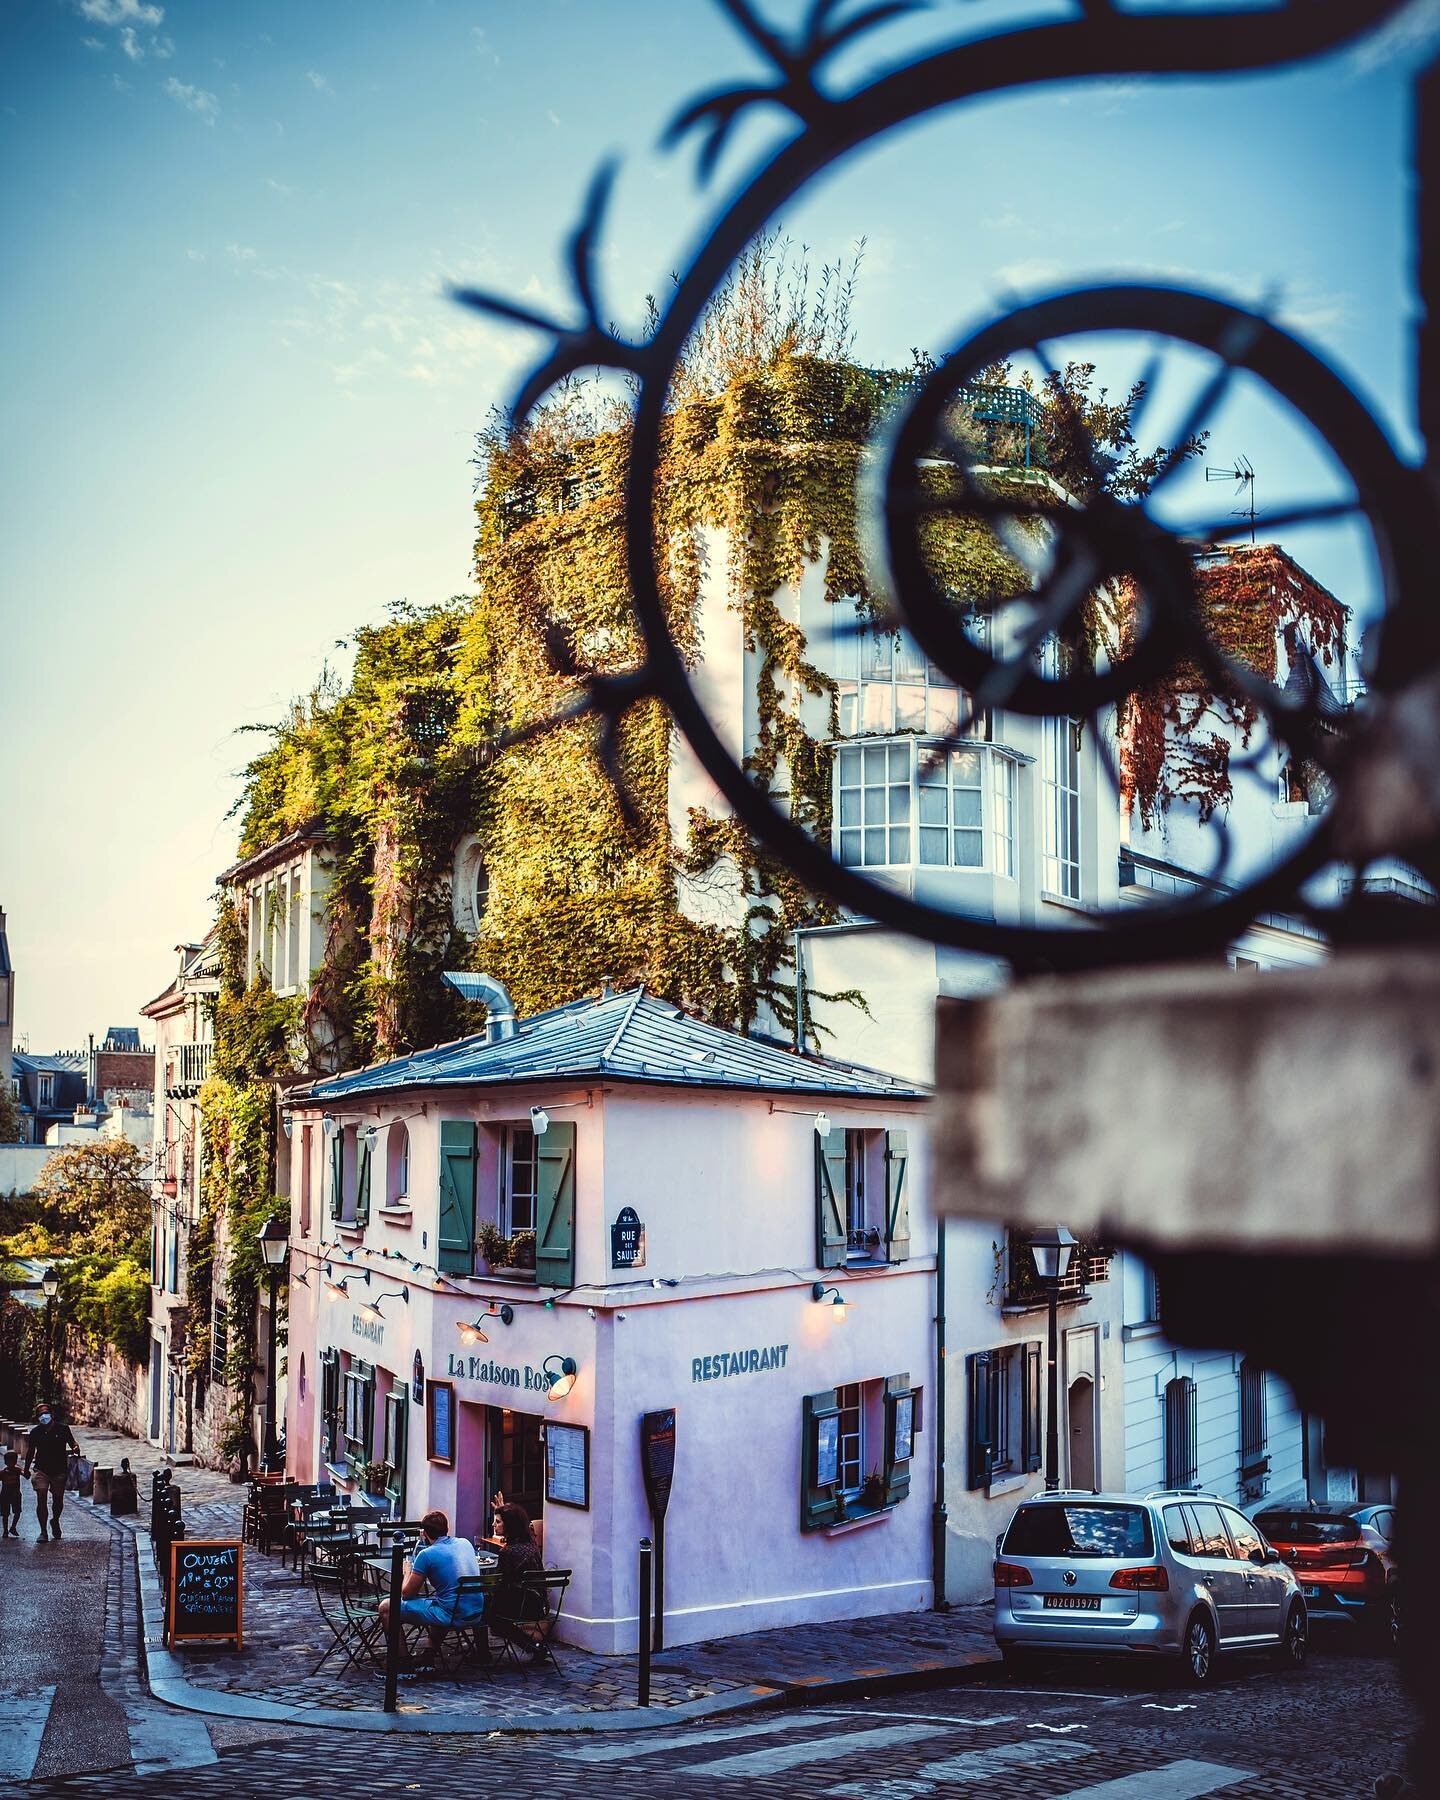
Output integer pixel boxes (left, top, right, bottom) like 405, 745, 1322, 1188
641, 1408, 676, 1521
545, 1422, 590, 1509
426, 1379, 455, 1466
816, 1412, 841, 1487
611, 1206, 646, 1268
167, 1540, 243, 1648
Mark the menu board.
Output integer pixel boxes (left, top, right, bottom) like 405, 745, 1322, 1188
167, 1540, 243, 1647
427, 1380, 455, 1466
545, 1422, 590, 1509
816, 1412, 841, 1488
640, 1408, 676, 1520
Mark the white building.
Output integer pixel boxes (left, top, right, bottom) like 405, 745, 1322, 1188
283, 981, 934, 1650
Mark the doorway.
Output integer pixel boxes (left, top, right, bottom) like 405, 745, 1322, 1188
1068, 1375, 1096, 1491
149, 1340, 163, 1443
488, 1407, 545, 1543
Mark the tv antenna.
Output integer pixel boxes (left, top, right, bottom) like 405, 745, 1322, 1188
1205, 455, 1256, 544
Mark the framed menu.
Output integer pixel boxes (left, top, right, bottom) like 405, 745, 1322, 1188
426, 1379, 455, 1466
545, 1422, 589, 1509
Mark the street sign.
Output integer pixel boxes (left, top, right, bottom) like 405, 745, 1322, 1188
611, 1206, 646, 1268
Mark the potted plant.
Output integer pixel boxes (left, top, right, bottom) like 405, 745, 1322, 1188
859, 1470, 887, 1511
363, 1459, 393, 1498
476, 1220, 511, 1275
510, 1230, 536, 1272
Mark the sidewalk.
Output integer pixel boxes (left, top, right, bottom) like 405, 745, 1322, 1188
79, 1432, 999, 1736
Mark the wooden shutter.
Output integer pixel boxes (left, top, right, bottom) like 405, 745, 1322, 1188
882, 1372, 913, 1506
437, 1121, 478, 1274
329, 1132, 344, 1221
384, 1388, 407, 1514
801, 1389, 843, 1530
354, 1135, 372, 1229
815, 1134, 848, 1269
320, 1348, 339, 1464
884, 1130, 910, 1263
966, 1352, 997, 1489
535, 1120, 576, 1289
1020, 1341, 1043, 1473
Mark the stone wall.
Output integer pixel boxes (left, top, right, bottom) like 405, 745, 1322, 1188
56, 1333, 145, 1439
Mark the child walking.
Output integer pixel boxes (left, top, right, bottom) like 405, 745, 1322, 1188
0, 1449, 22, 1536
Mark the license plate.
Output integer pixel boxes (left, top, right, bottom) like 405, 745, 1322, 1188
1043, 1595, 1101, 1611
1302, 1585, 1322, 1599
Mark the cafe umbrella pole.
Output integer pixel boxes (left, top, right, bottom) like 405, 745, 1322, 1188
383, 1536, 405, 1712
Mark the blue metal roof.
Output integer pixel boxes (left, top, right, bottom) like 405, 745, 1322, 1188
303, 987, 925, 1105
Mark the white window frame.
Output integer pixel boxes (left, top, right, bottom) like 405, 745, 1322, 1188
836, 739, 1021, 874
1041, 714, 1082, 900
836, 1381, 864, 1495
503, 1125, 538, 1235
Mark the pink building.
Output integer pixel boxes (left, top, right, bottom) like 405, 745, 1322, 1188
282, 980, 934, 1651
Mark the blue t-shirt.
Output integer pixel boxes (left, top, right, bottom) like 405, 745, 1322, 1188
411, 1534, 480, 1610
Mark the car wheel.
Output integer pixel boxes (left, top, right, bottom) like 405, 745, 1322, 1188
1278, 1602, 1308, 1670
1180, 1611, 1217, 1686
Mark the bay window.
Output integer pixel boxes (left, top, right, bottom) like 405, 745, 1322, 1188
835, 739, 1019, 874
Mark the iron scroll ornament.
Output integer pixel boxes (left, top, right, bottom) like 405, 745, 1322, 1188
460, 0, 1435, 972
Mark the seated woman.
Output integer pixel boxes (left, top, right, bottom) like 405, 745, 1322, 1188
484, 1496, 545, 1656
377, 1507, 485, 1666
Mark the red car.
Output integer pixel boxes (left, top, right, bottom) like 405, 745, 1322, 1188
1254, 1503, 1398, 1647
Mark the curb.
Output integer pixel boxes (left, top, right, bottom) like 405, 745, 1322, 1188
99, 1498, 1001, 1737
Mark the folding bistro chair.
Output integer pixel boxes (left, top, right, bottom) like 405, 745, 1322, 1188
310, 1566, 383, 1676
494, 1568, 570, 1670
437, 1574, 495, 1671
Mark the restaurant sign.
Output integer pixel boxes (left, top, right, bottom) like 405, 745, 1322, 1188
353, 1313, 385, 1346
446, 1352, 555, 1392
690, 1343, 789, 1383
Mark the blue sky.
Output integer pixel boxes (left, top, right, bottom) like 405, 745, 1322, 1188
2, 0, 1436, 1047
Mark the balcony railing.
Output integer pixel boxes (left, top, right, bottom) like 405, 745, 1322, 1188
165, 1041, 213, 1096
1004, 1235, 1113, 1308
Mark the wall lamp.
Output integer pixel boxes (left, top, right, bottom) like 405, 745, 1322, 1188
458, 1302, 514, 1346
529, 1105, 550, 1136
356, 1286, 409, 1325
323, 1263, 371, 1302
543, 1355, 578, 1402
281, 1112, 294, 1140
812, 1282, 849, 1322
322, 1114, 338, 1139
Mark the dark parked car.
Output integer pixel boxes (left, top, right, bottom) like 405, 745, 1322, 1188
1253, 1503, 1398, 1647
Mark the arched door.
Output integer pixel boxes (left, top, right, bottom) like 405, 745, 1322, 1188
1068, 1375, 1096, 1491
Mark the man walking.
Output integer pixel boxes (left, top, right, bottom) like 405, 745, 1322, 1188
23, 1401, 80, 1541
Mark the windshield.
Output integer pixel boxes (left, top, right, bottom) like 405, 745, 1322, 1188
1255, 1513, 1360, 1546
1003, 1503, 1154, 1559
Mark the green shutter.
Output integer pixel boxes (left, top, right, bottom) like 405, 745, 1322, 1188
883, 1372, 914, 1506
535, 1121, 576, 1289
438, 1121, 477, 1274
884, 1130, 910, 1263
320, 1348, 339, 1464
384, 1388, 407, 1514
1021, 1341, 1043, 1474
815, 1134, 847, 1269
355, 1135, 373, 1228
967, 1352, 996, 1490
801, 1388, 843, 1530
329, 1132, 344, 1221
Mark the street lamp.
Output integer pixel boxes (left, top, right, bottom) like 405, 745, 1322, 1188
1028, 1226, 1077, 1492
40, 1268, 59, 1397
256, 1214, 289, 1472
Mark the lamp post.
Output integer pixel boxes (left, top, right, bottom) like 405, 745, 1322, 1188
1028, 1227, 1077, 1492
40, 1268, 59, 1399
256, 1214, 289, 1472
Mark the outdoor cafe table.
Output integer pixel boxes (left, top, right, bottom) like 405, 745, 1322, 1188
361, 1552, 498, 1591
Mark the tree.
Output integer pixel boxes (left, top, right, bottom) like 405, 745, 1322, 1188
0, 1080, 21, 1146
32, 1139, 150, 1259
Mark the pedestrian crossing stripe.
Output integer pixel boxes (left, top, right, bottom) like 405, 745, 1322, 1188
561, 1711, 834, 1762
675, 1720, 953, 1777
1048, 1759, 1251, 1799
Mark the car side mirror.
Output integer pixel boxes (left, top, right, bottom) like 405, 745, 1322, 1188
1249, 1547, 1266, 1565
1265, 1548, 1283, 1563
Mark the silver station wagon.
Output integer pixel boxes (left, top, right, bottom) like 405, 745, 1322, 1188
993, 1490, 1309, 1685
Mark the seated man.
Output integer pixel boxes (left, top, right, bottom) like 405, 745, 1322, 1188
377, 1508, 485, 1666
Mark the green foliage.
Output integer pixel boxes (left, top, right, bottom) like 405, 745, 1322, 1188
0, 1080, 21, 1145
56, 1253, 151, 1366
32, 1139, 149, 1259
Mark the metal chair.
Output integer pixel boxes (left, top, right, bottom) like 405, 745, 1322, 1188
310, 1566, 382, 1675
438, 1573, 496, 1671
492, 1568, 570, 1670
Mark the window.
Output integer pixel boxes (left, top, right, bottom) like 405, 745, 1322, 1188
1163, 1505, 1193, 1555
320, 1349, 342, 1467
837, 626, 974, 739
343, 1360, 375, 1473
1144, 1265, 1163, 1325
504, 1126, 538, 1234
210, 1293, 229, 1384
38, 1073, 55, 1108
816, 1128, 909, 1267
1042, 713, 1082, 899
1239, 1359, 1268, 1478
1164, 1376, 1199, 1489
836, 739, 1020, 873
382, 1387, 408, 1512
967, 1344, 1042, 1488
837, 742, 911, 867
801, 1373, 916, 1528
1004, 1503, 1153, 1559
387, 1123, 410, 1206
1187, 1501, 1234, 1559
299, 1125, 312, 1237
452, 835, 489, 934
1222, 1506, 1263, 1563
